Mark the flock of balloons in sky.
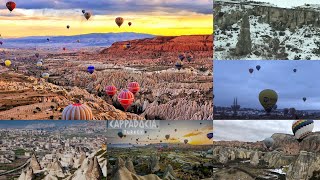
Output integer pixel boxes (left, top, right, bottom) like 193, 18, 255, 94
116, 124, 213, 146
248, 65, 307, 113
263, 120, 315, 149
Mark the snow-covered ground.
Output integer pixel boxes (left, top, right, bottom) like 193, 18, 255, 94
215, 4, 320, 60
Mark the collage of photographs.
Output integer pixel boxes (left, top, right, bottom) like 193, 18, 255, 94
0, 0, 319, 180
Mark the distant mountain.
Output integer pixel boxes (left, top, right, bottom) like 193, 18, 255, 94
0, 32, 154, 49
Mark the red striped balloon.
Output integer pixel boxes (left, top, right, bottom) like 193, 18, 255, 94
62, 103, 93, 120
105, 85, 117, 97
128, 82, 140, 95
118, 89, 134, 111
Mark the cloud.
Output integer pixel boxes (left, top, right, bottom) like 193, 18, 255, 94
184, 131, 203, 137
2, 0, 212, 15
213, 120, 320, 142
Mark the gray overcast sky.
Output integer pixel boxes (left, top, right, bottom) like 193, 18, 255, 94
214, 61, 320, 110
249, 0, 320, 8
213, 120, 320, 142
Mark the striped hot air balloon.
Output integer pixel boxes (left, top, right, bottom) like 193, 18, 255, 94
292, 120, 314, 142
62, 102, 93, 120
105, 85, 117, 97
118, 89, 134, 111
128, 82, 140, 95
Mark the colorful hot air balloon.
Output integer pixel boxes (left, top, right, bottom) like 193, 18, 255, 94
207, 133, 213, 139
4, 60, 11, 67
303, 97, 307, 102
118, 132, 124, 138
36, 61, 43, 67
128, 82, 140, 95
105, 85, 117, 97
292, 120, 314, 142
184, 139, 188, 144
259, 89, 278, 113
178, 54, 185, 61
84, 12, 91, 20
263, 137, 274, 148
62, 101, 93, 120
42, 73, 49, 79
6, 1, 16, 12
256, 65, 261, 71
128, 22, 132, 26
249, 68, 254, 74
165, 135, 170, 140
293, 69, 297, 73
87, 65, 95, 74
115, 17, 124, 27
175, 60, 183, 70
118, 89, 134, 111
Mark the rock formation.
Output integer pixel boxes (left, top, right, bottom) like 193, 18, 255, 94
148, 154, 160, 173
18, 167, 34, 180
250, 151, 259, 166
85, 156, 103, 180
162, 164, 176, 180
30, 153, 41, 171
235, 13, 252, 55
125, 157, 136, 174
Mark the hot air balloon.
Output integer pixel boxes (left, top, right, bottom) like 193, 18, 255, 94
292, 120, 314, 142
105, 85, 117, 98
118, 89, 134, 111
165, 135, 170, 140
4, 60, 11, 67
184, 139, 188, 144
263, 137, 274, 148
36, 61, 43, 67
128, 82, 140, 95
186, 54, 193, 62
82, 10, 86, 14
62, 101, 93, 120
249, 68, 254, 74
303, 97, 307, 102
256, 65, 261, 71
293, 69, 297, 73
207, 133, 213, 139
259, 89, 278, 113
128, 22, 132, 26
46, 38, 50, 42
35, 53, 39, 58
66, 25, 70, 29
115, 17, 124, 27
42, 73, 49, 79
87, 65, 95, 74
118, 132, 124, 138
6, 1, 16, 12
178, 54, 185, 61
84, 12, 91, 20
175, 60, 183, 70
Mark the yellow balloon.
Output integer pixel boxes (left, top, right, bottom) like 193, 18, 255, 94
4, 60, 11, 67
42, 73, 49, 79
259, 89, 278, 113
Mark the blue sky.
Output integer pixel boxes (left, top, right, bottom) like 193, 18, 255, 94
214, 61, 320, 110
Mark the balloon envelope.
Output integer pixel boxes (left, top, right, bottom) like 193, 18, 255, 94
263, 137, 274, 148
259, 89, 278, 113
105, 85, 117, 97
118, 89, 134, 111
84, 12, 91, 20
5, 60, 11, 67
165, 135, 170, 140
175, 60, 183, 70
256, 65, 261, 71
207, 133, 213, 139
292, 120, 314, 142
6, 1, 16, 12
128, 82, 140, 95
249, 68, 254, 74
87, 65, 95, 74
115, 17, 124, 27
62, 103, 93, 120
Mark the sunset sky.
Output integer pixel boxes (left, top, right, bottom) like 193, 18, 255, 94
107, 120, 213, 146
0, 0, 212, 37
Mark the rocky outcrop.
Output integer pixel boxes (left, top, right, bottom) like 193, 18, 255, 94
47, 158, 65, 178
148, 154, 160, 173
85, 156, 103, 180
162, 164, 176, 180
18, 167, 34, 180
250, 151, 259, 166
125, 158, 136, 174
235, 13, 252, 55
30, 153, 41, 171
